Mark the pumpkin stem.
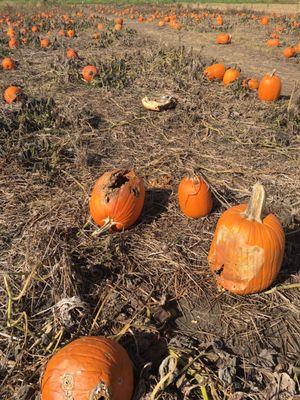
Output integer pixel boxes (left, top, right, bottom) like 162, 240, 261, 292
243, 183, 266, 223
92, 217, 116, 236
270, 69, 276, 77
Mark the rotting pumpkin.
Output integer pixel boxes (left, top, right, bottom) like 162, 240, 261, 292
41, 336, 134, 400
208, 183, 285, 295
89, 169, 145, 233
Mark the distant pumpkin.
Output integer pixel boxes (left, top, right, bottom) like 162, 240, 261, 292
2, 57, 15, 70
283, 47, 296, 58
216, 33, 231, 44
82, 65, 98, 82
4, 86, 22, 104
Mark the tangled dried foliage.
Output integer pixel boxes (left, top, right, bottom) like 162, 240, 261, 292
0, 4, 300, 400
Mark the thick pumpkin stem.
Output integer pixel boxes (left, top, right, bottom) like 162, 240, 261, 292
243, 183, 266, 223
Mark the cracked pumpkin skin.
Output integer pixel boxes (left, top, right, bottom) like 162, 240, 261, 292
89, 169, 145, 231
41, 336, 134, 400
208, 184, 285, 295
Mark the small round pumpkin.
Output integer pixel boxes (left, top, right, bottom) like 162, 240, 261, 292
115, 17, 123, 25
114, 23, 123, 31
243, 78, 260, 91
216, 15, 223, 26
40, 38, 50, 48
258, 70, 281, 101
4, 86, 22, 104
31, 25, 39, 33
8, 37, 18, 49
203, 63, 226, 81
208, 183, 285, 295
82, 65, 98, 82
223, 68, 240, 85
267, 38, 280, 47
97, 22, 105, 30
2, 57, 15, 70
178, 175, 212, 219
66, 48, 78, 59
41, 336, 134, 400
67, 29, 75, 38
90, 169, 145, 232
216, 33, 231, 44
283, 47, 296, 58
260, 16, 269, 25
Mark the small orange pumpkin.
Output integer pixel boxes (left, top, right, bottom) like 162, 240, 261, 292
114, 23, 123, 31
40, 38, 50, 48
258, 70, 281, 101
67, 29, 75, 38
243, 78, 260, 91
2, 57, 15, 70
223, 68, 240, 85
216, 15, 223, 26
97, 22, 105, 30
82, 65, 98, 82
260, 16, 269, 25
4, 86, 22, 104
66, 48, 78, 59
89, 169, 145, 232
267, 38, 280, 47
283, 47, 296, 58
178, 175, 213, 219
295, 43, 300, 53
115, 17, 123, 25
203, 63, 226, 81
41, 336, 134, 400
216, 33, 231, 44
208, 183, 285, 295
31, 25, 38, 33
8, 37, 18, 49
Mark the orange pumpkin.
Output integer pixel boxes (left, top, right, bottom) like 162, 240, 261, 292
66, 48, 78, 59
258, 70, 281, 101
208, 183, 285, 295
97, 22, 105, 30
283, 47, 296, 58
82, 65, 98, 82
203, 63, 226, 81
216, 15, 223, 26
31, 25, 38, 33
295, 43, 300, 53
2, 57, 15, 70
115, 17, 123, 25
8, 37, 18, 49
114, 23, 123, 31
3, 86, 22, 104
223, 68, 240, 85
89, 169, 145, 232
58, 28, 65, 37
267, 38, 280, 47
260, 16, 269, 25
40, 38, 50, 48
67, 29, 75, 38
243, 78, 260, 90
216, 33, 231, 44
41, 336, 134, 400
178, 175, 212, 219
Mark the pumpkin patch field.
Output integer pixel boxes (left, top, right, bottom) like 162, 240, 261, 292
1, 2, 300, 399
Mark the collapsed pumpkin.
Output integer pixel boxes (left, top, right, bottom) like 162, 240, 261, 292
208, 183, 285, 295
89, 169, 145, 232
41, 336, 134, 400
178, 175, 213, 219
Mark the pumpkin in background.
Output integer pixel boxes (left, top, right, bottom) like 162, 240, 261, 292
216, 33, 231, 44
90, 169, 145, 232
115, 17, 123, 25
2, 57, 15, 70
258, 70, 281, 101
208, 183, 285, 295
203, 63, 226, 81
260, 16, 269, 25
283, 47, 296, 58
66, 48, 78, 59
267, 38, 280, 47
178, 175, 213, 219
242, 78, 260, 90
82, 65, 98, 82
216, 15, 223, 26
114, 23, 123, 31
67, 28, 75, 38
41, 336, 134, 400
40, 38, 50, 48
223, 67, 240, 85
4, 86, 22, 104
8, 37, 18, 49
295, 43, 300, 53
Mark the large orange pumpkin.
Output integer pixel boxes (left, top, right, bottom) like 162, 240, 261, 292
203, 63, 226, 81
178, 175, 213, 219
41, 336, 134, 400
89, 169, 145, 232
258, 70, 281, 101
208, 183, 285, 295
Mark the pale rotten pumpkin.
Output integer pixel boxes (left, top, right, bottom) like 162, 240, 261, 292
41, 336, 134, 400
208, 183, 285, 295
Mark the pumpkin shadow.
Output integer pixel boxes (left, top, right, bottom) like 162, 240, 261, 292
140, 188, 171, 225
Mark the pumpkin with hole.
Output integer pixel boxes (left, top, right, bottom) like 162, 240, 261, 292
258, 70, 281, 101
2, 57, 15, 70
203, 63, 226, 81
242, 78, 259, 91
216, 33, 231, 44
82, 65, 98, 83
267, 38, 280, 47
223, 68, 240, 85
41, 336, 134, 400
178, 175, 212, 219
89, 169, 145, 232
283, 47, 296, 58
208, 183, 285, 295
4, 86, 22, 104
